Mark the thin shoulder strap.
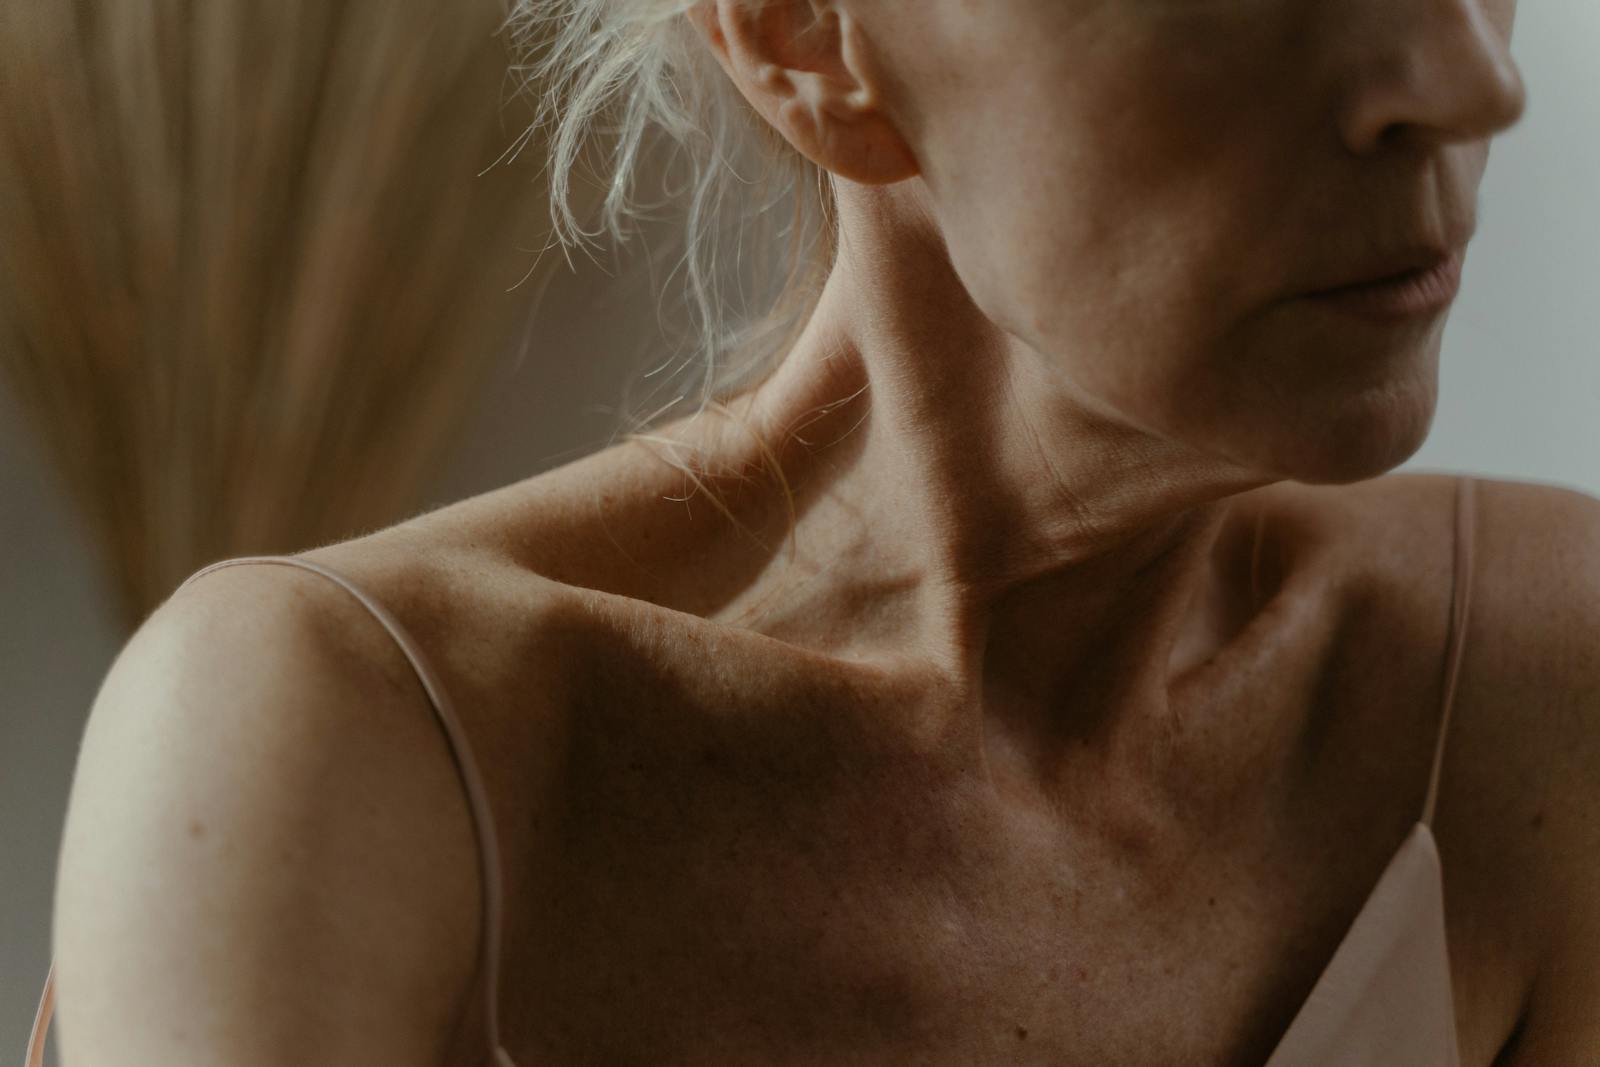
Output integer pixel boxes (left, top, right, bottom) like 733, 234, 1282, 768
24, 962, 52, 1067
25, 555, 519, 1067
1422, 477, 1478, 828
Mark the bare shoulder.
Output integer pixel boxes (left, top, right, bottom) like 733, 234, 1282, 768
254, 524, 588, 881
1424, 475, 1600, 1065
1260, 472, 1599, 1060
1358, 472, 1600, 1063
53, 556, 479, 1064
52, 534, 576, 1065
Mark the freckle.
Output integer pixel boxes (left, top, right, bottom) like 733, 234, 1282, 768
1208, 896, 1216, 907
1530, 811, 1544, 829
188, 819, 205, 839
1015, 1025, 1029, 1040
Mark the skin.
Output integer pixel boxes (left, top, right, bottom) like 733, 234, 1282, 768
677, 0, 1525, 806
51, 3, 1600, 1065
330, 1, 1540, 1058
347, 0, 1543, 1061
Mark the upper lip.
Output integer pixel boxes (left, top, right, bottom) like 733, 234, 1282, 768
1310, 242, 1466, 294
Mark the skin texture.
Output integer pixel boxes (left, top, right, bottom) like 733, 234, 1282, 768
679, 0, 1526, 804
51, 3, 1584, 1065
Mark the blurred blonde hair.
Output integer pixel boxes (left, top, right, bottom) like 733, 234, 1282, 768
502, 0, 840, 561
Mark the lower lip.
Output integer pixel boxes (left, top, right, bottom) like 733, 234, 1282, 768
1302, 250, 1464, 321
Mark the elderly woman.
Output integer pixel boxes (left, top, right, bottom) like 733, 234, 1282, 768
34, 0, 1597, 1065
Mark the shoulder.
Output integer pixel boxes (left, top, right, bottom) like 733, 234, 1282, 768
1394, 474, 1600, 834
1368, 473, 1600, 1061
1436, 474, 1600, 700
1263, 472, 1598, 1055
1270, 470, 1595, 640
1440, 476, 1600, 1063
51, 535, 572, 1064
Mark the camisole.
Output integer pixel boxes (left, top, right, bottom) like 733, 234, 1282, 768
23, 475, 1479, 1067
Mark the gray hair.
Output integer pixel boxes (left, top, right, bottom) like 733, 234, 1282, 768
500, 0, 838, 442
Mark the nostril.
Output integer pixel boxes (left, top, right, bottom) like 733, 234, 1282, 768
1377, 122, 1416, 152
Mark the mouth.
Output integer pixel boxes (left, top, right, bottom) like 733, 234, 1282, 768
1301, 248, 1465, 321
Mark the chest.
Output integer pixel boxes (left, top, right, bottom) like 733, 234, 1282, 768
477, 665, 1420, 1067
416, 479, 1518, 1064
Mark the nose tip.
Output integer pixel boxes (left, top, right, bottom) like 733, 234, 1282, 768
1343, 3, 1530, 155
1493, 52, 1528, 131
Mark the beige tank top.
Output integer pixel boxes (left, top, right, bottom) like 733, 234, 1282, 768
23, 476, 1479, 1067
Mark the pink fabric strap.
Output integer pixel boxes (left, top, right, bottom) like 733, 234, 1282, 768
23, 961, 52, 1067
1422, 476, 1477, 829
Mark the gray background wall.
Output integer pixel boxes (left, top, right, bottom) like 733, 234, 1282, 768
4, 4, 1597, 1059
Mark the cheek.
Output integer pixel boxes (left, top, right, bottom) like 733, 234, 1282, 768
931, 118, 1250, 392
910, 8, 1310, 375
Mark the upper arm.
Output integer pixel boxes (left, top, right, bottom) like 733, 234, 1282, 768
52, 563, 484, 1066
1466, 480, 1600, 1064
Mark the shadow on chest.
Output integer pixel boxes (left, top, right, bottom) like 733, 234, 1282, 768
494, 647, 1362, 1066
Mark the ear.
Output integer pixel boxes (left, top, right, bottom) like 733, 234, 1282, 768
687, 0, 919, 185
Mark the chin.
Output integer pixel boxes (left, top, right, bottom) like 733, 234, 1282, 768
1269, 400, 1437, 485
